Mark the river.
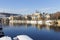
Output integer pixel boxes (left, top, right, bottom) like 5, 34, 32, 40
0, 23, 60, 40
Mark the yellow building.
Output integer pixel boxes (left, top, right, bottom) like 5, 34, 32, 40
45, 14, 50, 20
31, 12, 42, 21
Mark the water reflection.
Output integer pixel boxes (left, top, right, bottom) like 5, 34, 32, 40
7, 23, 60, 32
2, 23, 60, 40
50, 26, 60, 32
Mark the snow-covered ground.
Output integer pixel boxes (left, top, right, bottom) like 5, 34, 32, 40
27, 21, 43, 24
0, 36, 12, 40
45, 20, 53, 25
13, 35, 33, 40
38, 21, 43, 24
0, 35, 33, 40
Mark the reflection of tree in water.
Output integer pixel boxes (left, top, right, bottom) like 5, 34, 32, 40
0, 24, 4, 37
35, 24, 47, 30
35, 24, 60, 31
9, 23, 32, 27
8, 23, 60, 32
50, 26, 60, 32
18, 23, 31, 26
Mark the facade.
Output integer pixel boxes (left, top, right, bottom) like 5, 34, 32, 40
31, 12, 42, 20
9, 12, 51, 23
45, 14, 50, 20
0, 13, 8, 24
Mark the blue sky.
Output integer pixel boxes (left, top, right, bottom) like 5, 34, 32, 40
0, 0, 60, 14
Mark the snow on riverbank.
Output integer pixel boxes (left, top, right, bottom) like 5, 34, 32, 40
13, 35, 33, 40
0, 35, 33, 40
0, 36, 12, 40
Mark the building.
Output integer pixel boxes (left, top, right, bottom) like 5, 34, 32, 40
0, 13, 19, 24
31, 12, 42, 21
45, 14, 50, 20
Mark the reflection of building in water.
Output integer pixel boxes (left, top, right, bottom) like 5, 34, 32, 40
35, 24, 41, 30
35, 24, 51, 30
46, 25, 50, 30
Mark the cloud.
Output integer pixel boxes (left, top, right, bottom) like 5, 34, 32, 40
36, 7, 60, 13
0, 8, 52, 14
37, 8, 51, 13
0, 8, 29, 14
0, 7, 59, 14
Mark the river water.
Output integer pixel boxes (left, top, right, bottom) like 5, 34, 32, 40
1, 23, 60, 40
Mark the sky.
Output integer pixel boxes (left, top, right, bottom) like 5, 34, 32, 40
0, 0, 60, 15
